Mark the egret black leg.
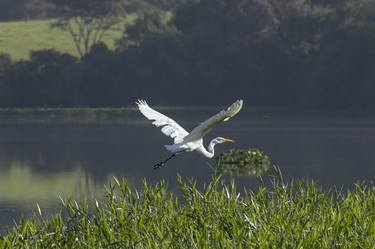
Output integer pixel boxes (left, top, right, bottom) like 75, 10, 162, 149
153, 153, 177, 170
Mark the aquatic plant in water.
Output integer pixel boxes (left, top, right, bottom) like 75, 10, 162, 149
215, 148, 271, 177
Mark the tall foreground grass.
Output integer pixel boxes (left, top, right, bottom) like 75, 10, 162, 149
1, 174, 374, 248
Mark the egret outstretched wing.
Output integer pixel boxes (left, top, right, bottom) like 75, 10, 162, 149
136, 99, 189, 143
184, 99, 243, 142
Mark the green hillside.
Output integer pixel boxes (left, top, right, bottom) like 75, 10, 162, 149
0, 19, 124, 60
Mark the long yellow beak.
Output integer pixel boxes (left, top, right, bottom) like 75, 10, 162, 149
223, 138, 235, 143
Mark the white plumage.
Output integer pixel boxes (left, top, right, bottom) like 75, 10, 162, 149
136, 99, 243, 168
137, 99, 188, 144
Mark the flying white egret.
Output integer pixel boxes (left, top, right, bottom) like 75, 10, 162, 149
136, 99, 243, 169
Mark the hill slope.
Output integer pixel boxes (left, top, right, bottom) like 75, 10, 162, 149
0, 19, 123, 60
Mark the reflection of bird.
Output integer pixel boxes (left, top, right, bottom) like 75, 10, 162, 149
136, 99, 243, 169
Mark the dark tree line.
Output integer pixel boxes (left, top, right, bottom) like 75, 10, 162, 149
0, 0, 375, 108
0, 0, 55, 20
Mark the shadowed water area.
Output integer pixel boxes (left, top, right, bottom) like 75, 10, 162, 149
0, 107, 375, 233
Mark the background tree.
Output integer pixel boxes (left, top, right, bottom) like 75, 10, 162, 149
0, 0, 27, 21
0, 0, 375, 108
343, 0, 375, 33
0, 0, 55, 20
25, 0, 56, 19
0, 53, 11, 72
116, 9, 176, 50
48, 0, 124, 58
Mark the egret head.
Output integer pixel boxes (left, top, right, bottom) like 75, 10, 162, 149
215, 137, 235, 144
206, 137, 236, 157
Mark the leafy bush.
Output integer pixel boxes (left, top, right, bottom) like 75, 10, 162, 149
215, 148, 271, 177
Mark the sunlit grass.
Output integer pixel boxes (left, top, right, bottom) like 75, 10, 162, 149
0, 19, 125, 60
1, 172, 374, 248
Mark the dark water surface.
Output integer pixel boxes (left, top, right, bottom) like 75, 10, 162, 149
1, 108, 375, 232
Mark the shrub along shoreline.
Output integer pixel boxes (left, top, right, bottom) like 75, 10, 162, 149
0, 173, 374, 248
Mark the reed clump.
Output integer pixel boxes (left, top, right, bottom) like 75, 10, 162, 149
1, 174, 374, 248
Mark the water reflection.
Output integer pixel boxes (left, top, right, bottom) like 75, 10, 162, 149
0, 162, 101, 204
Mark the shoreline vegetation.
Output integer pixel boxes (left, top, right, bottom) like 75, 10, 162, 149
0, 107, 229, 125
2, 107, 375, 125
0, 172, 374, 248
0, 108, 137, 125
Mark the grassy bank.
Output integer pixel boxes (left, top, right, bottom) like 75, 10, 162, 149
1, 174, 374, 248
0, 19, 123, 60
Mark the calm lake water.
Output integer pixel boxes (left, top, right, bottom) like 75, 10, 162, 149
1, 107, 375, 232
